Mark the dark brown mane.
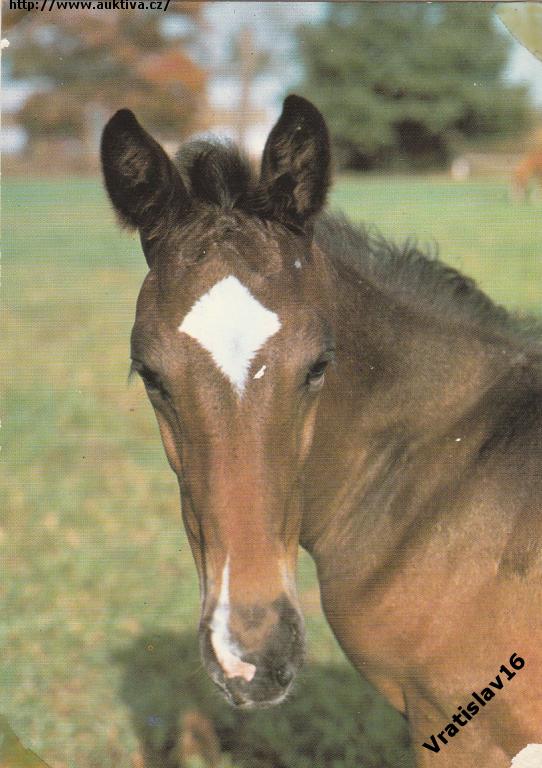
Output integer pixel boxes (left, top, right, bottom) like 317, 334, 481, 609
314, 212, 542, 346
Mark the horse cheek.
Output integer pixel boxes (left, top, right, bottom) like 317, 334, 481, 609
299, 399, 320, 465
155, 408, 183, 476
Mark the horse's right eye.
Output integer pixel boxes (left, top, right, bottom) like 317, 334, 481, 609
140, 369, 161, 392
132, 362, 170, 400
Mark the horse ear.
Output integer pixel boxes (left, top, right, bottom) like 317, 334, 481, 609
101, 109, 191, 254
259, 95, 331, 231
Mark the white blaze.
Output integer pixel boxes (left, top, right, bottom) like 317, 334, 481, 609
511, 745, 542, 767
210, 556, 257, 682
178, 275, 280, 395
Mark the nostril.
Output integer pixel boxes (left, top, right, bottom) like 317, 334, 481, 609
273, 663, 294, 689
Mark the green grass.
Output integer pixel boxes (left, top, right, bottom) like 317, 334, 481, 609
2, 176, 541, 768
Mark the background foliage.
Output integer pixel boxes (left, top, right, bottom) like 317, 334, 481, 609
298, 4, 532, 169
7, 6, 207, 151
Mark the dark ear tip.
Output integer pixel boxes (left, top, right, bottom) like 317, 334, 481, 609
104, 108, 139, 134
284, 94, 311, 109
283, 94, 322, 119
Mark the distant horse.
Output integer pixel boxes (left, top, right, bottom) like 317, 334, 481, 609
101, 96, 542, 767
513, 147, 542, 200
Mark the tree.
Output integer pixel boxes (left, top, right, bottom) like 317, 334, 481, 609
297, 4, 532, 170
7, 5, 208, 159
204, 5, 301, 153
230, 24, 271, 150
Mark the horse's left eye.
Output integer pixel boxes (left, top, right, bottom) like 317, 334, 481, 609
306, 359, 329, 390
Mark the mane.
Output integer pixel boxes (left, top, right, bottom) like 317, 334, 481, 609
175, 138, 541, 345
314, 213, 542, 345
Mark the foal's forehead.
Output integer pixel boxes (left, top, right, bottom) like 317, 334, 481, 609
164, 211, 300, 276
133, 215, 326, 372
155, 216, 309, 312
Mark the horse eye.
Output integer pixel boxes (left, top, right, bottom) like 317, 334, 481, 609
141, 370, 161, 391
306, 360, 329, 389
132, 363, 169, 399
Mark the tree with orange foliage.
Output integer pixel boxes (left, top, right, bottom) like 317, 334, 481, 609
7, 5, 208, 159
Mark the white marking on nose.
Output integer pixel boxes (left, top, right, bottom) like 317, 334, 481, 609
253, 364, 266, 380
511, 745, 542, 767
294, 259, 302, 269
210, 556, 257, 682
178, 275, 281, 396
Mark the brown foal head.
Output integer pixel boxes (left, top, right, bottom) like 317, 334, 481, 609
101, 96, 334, 707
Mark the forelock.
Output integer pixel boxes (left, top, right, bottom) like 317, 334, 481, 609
175, 139, 256, 209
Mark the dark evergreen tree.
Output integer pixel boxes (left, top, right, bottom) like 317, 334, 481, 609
297, 3, 532, 169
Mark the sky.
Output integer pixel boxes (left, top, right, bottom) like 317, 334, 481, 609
505, 32, 542, 104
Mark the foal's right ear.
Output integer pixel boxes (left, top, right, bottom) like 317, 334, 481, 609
101, 109, 191, 246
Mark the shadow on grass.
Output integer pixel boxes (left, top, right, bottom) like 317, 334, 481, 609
113, 631, 414, 768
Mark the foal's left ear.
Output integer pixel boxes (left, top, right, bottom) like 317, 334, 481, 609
259, 95, 331, 231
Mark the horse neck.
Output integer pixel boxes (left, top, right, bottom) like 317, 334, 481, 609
300, 256, 524, 577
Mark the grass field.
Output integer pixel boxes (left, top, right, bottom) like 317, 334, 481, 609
2, 176, 541, 768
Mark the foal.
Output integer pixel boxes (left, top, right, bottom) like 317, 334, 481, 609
102, 96, 542, 767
